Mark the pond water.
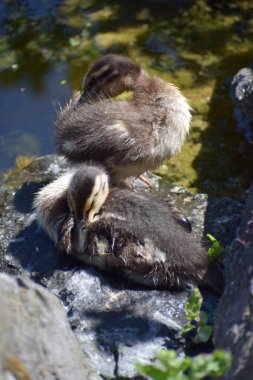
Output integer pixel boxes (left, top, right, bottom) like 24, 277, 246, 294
0, 0, 253, 200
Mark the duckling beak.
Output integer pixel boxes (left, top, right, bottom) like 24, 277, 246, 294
76, 218, 86, 231
78, 87, 99, 105
77, 91, 90, 106
71, 218, 87, 254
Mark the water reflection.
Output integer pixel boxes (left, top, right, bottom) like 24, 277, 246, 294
0, 0, 252, 199
0, 62, 70, 171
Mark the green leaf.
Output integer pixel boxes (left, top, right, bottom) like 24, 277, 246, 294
199, 311, 208, 325
181, 289, 213, 345
194, 325, 213, 343
184, 289, 203, 321
207, 234, 225, 259
209, 350, 233, 376
189, 350, 232, 379
157, 349, 177, 364
136, 349, 232, 380
136, 363, 167, 380
181, 322, 195, 334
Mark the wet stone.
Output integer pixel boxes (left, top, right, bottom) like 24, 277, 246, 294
0, 154, 243, 379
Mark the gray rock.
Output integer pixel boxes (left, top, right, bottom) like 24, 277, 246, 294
0, 273, 97, 380
230, 66, 253, 140
41, 268, 188, 378
214, 182, 253, 380
0, 154, 243, 379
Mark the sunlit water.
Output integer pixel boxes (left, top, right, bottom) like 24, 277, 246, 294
0, 0, 253, 199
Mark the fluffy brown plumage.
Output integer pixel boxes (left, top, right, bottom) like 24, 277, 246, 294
56, 54, 192, 181
34, 164, 223, 294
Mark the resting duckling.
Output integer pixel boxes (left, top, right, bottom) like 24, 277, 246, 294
34, 165, 223, 293
56, 54, 192, 181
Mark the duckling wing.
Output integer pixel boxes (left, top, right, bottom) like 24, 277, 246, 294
75, 189, 211, 289
56, 98, 155, 175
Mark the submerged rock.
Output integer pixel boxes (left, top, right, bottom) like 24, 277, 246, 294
0, 273, 97, 380
0, 154, 243, 379
214, 182, 253, 380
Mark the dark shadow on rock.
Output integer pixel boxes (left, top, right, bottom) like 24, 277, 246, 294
200, 196, 243, 303
189, 53, 249, 259
6, 220, 79, 277
13, 181, 49, 214
192, 52, 253, 200
201, 290, 219, 322
203, 196, 243, 249
83, 309, 179, 352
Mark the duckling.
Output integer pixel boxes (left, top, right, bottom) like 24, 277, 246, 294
33, 165, 223, 293
56, 54, 192, 181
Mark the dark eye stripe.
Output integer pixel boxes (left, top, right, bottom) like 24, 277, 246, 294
86, 69, 120, 90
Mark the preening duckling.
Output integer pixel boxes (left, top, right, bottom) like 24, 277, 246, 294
34, 165, 223, 293
56, 54, 192, 181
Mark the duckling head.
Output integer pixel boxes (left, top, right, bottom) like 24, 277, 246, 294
81, 54, 142, 101
67, 165, 109, 225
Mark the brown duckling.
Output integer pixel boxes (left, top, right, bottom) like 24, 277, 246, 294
56, 54, 192, 181
33, 164, 223, 293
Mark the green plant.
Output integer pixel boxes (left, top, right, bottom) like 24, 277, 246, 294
136, 349, 232, 380
181, 288, 212, 343
206, 234, 225, 260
